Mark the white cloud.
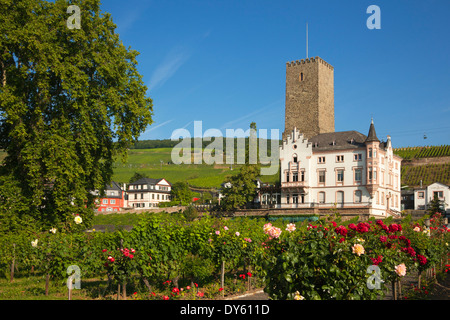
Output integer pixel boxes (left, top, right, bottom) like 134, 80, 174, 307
147, 119, 174, 132
148, 47, 191, 91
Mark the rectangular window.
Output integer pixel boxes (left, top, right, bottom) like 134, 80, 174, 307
141, 193, 144, 199
286, 195, 290, 204
292, 194, 299, 204
433, 191, 444, 199
110, 199, 116, 204
368, 167, 373, 180
355, 169, 362, 182
336, 155, 344, 162
318, 156, 325, 163
368, 148, 373, 158
102, 199, 108, 204
293, 172, 298, 182
286, 172, 290, 182
301, 171, 305, 182
318, 192, 325, 203
319, 171, 326, 183
337, 170, 344, 183
354, 154, 362, 161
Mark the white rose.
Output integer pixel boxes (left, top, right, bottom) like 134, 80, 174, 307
74, 216, 83, 224
31, 239, 38, 247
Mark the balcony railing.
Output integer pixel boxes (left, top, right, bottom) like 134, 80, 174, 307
281, 181, 307, 188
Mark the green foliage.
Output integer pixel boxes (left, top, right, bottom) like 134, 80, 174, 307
394, 145, 450, 160
1, 212, 448, 300
261, 218, 450, 300
171, 181, 194, 205
401, 163, 450, 187
128, 172, 149, 184
427, 194, 445, 215
182, 205, 199, 221
0, 0, 152, 229
220, 164, 261, 211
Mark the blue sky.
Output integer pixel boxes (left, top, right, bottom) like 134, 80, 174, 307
100, 0, 450, 148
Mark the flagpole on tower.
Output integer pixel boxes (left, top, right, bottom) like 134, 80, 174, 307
306, 22, 308, 58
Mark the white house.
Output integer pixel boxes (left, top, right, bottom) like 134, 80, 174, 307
265, 120, 402, 217
127, 177, 172, 209
414, 182, 450, 213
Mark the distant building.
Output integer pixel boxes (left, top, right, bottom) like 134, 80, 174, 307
414, 182, 450, 213
401, 189, 415, 210
127, 177, 172, 209
95, 181, 126, 212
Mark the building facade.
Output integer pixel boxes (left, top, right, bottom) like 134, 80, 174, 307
265, 120, 402, 217
414, 182, 450, 213
127, 177, 172, 209
95, 181, 126, 212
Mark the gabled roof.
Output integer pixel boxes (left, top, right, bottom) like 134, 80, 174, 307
128, 177, 171, 186
105, 181, 123, 191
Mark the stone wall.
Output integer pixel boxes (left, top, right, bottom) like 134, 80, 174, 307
234, 206, 374, 222
283, 57, 334, 141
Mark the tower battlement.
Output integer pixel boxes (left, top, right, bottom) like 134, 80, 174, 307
283, 56, 335, 141
286, 56, 334, 70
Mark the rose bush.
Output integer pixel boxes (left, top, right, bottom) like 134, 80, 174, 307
261, 215, 449, 300
1, 211, 447, 300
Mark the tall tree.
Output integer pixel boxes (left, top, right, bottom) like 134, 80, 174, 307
0, 0, 153, 229
220, 164, 260, 212
171, 181, 193, 205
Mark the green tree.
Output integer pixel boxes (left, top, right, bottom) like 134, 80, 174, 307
0, 0, 153, 230
428, 194, 445, 215
171, 181, 193, 205
220, 164, 260, 211
183, 205, 199, 221
128, 172, 149, 184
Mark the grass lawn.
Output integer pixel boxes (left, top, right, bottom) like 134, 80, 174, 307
0, 275, 106, 300
112, 148, 279, 188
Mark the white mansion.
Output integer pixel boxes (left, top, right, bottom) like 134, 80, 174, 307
127, 177, 172, 209
260, 120, 402, 217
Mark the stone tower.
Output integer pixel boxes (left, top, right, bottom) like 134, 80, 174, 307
283, 56, 335, 140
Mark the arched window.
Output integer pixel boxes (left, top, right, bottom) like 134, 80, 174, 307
293, 153, 298, 163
